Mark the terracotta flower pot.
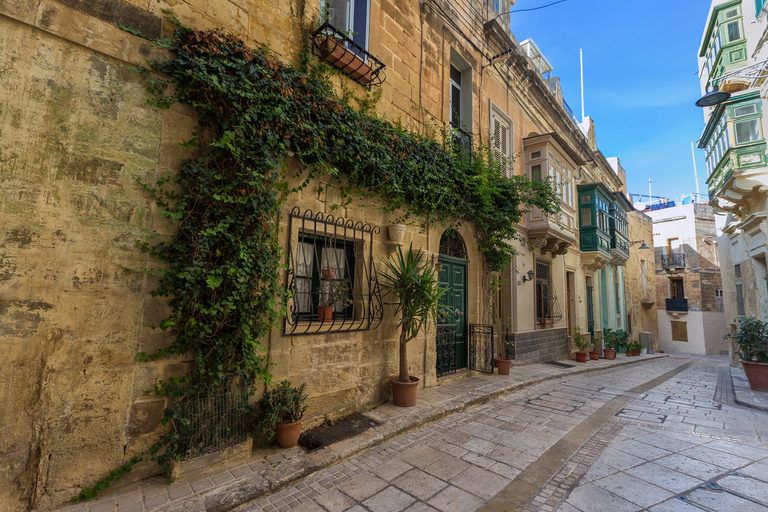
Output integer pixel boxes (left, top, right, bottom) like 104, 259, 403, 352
741, 361, 768, 390
589, 351, 600, 360
390, 375, 420, 407
603, 349, 617, 360
275, 414, 305, 448
317, 305, 333, 322
575, 352, 587, 363
494, 357, 512, 376
321, 269, 336, 280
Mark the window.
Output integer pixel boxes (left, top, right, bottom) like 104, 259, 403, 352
581, 207, 592, 227
736, 283, 745, 315
726, 20, 741, 42
531, 164, 542, 181
295, 234, 355, 320
325, 0, 370, 53
716, 289, 723, 297
535, 260, 552, 321
735, 119, 761, 144
670, 278, 684, 299
490, 103, 513, 176
531, 150, 541, 159
285, 207, 382, 335
450, 65, 462, 128
735, 263, 742, 278
615, 283, 621, 316
671, 321, 688, 341
734, 105, 757, 117
493, 0, 500, 12
726, 8, 738, 18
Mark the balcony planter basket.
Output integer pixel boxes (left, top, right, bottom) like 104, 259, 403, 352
312, 22, 386, 89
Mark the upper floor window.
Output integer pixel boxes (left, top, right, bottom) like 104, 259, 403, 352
450, 51, 473, 157
735, 119, 761, 144
325, 0, 370, 53
493, 0, 500, 12
725, 19, 742, 43
490, 102, 513, 176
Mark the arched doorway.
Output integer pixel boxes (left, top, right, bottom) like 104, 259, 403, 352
438, 230, 468, 371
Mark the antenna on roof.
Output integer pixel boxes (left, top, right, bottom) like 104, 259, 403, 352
580, 49, 585, 122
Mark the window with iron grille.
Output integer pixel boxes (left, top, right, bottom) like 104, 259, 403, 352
535, 259, 562, 323
284, 207, 383, 335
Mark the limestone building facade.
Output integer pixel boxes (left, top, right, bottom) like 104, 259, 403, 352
0, 0, 644, 509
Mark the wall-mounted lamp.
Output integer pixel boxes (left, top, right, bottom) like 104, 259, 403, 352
629, 240, 650, 250
521, 269, 535, 283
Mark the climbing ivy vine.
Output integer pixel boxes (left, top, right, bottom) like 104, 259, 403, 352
76, 15, 559, 501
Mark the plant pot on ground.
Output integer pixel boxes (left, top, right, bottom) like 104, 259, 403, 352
572, 326, 591, 363
494, 357, 512, 375
602, 328, 626, 360
625, 338, 644, 356
725, 316, 768, 390
380, 243, 447, 407
255, 380, 309, 448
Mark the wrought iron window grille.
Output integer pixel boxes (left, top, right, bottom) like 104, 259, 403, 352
535, 259, 563, 323
312, 22, 386, 89
469, 324, 494, 374
284, 207, 383, 336
450, 121, 474, 159
439, 229, 467, 259
436, 324, 457, 378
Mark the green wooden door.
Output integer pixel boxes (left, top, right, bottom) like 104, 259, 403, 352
438, 256, 467, 370
586, 285, 594, 336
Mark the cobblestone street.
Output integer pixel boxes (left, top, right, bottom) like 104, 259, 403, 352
238, 356, 768, 512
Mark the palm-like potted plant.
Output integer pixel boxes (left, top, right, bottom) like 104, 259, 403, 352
725, 316, 768, 390
380, 244, 447, 406
255, 380, 309, 448
572, 326, 590, 363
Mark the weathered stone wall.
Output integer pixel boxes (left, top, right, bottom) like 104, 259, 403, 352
0, 12, 198, 510
625, 210, 658, 350
0, 0, 493, 509
505, 328, 568, 365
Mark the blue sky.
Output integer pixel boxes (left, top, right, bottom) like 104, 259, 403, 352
509, 0, 712, 203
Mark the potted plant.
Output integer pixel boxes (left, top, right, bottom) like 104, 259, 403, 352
316, 278, 353, 322
255, 380, 309, 448
602, 328, 627, 360
380, 244, 447, 406
572, 327, 590, 363
494, 336, 513, 375
625, 338, 644, 356
589, 332, 601, 360
725, 316, 768, 390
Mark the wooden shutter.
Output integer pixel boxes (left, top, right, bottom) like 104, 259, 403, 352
671, 321, 688, 341
491, 110, 511, 176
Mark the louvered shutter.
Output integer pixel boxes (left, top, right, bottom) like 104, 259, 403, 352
491, 112, 511, 177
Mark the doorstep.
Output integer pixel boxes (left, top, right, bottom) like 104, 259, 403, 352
58, 354, 668, 512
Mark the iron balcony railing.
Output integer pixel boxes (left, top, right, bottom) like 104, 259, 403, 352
450, 122, 473, 159
662, 253, 685, 267
666, 298, 688, 312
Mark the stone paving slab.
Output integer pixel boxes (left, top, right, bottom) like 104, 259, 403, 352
732, 367, 768, 413
55, 354, 668, 512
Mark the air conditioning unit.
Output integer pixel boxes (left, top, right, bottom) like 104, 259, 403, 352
639, 332, 654, 354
